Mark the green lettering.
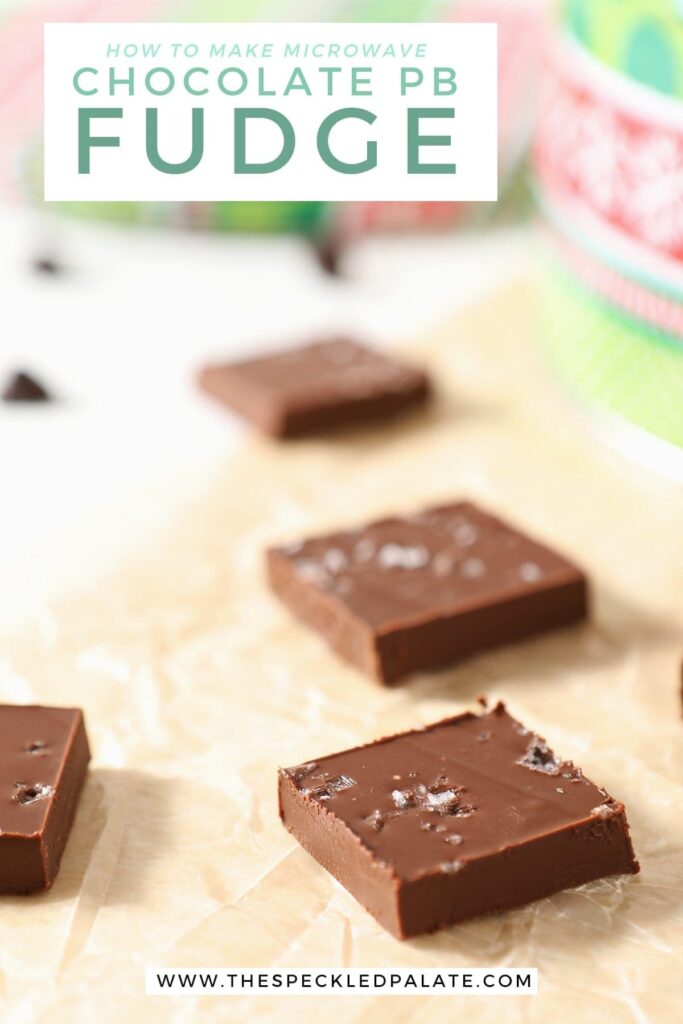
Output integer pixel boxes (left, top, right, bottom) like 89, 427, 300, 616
401, 67, 423, 94
234, 109, 295, 174
407, 108, 455, 174
218, 67, 247, 96
145, 67, 174, 96
284, 67, 311, 96
146, 108, 204, 174
317, 107, 377, 174
434, 67, 457, 96
78, 107, 122, 174
184, 68, 208, 96
73, 67, 98, 97
351, 67, 372, 96
109, 67, 134, 95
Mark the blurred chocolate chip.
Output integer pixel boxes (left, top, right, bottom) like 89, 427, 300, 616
2, 372, 52, 403
312, 233, 344, 277
32, 256, 61, 276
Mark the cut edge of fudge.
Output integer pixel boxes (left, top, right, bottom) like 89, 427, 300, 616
198, 361, 286, 436
267, 501, 589, 684
278, 702, 639, 939
267, 547, 381, 677
0, 706, 91, 895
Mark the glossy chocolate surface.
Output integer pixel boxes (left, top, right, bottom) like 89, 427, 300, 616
199, 338, 430, 437
268, 501, 588, 683
0, 706, 90, 894
279, 703, 639, 938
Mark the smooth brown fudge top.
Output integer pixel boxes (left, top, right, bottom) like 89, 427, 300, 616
0, 706, 84, 837
270, 502, 585, 631
212, 339, 428, 410
281, 704, 624, 882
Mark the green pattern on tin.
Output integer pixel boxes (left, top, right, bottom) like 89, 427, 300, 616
565, 0, 591, 47
162, 0, 445, 22
338, 0, 440, 23
563, 0, 683, 99
48, 197, 327, 233
211, 201, 325, 233
624, 18, 678, 95
171, 0, 441, 22
541, 268, 683, 448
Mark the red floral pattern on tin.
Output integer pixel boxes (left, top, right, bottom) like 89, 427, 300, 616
535, 42, 683, 264
544, 228, 683, 341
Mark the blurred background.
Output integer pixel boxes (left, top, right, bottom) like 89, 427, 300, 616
1, 0, 682, 585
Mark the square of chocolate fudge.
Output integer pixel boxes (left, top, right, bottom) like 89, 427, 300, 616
0, 706, 90, 894
267, 501, 588, 684
278, 702, 639, 939
198, 338, 430, 438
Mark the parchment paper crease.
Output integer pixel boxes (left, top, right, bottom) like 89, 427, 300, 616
1, 282, 681, 1023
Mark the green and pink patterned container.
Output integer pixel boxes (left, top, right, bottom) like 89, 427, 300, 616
564, 0, 683, 99
536, 1, 683, 465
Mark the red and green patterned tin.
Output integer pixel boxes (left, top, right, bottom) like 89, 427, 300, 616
564, 0, 683, 100
536, 8, 683, 460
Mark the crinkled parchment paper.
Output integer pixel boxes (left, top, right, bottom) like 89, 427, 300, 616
1, 283, 682, 1023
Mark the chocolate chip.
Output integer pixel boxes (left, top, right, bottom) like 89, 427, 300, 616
32, 256, 61, 276
312, 233, 344, 277
2, 372, 52, 403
